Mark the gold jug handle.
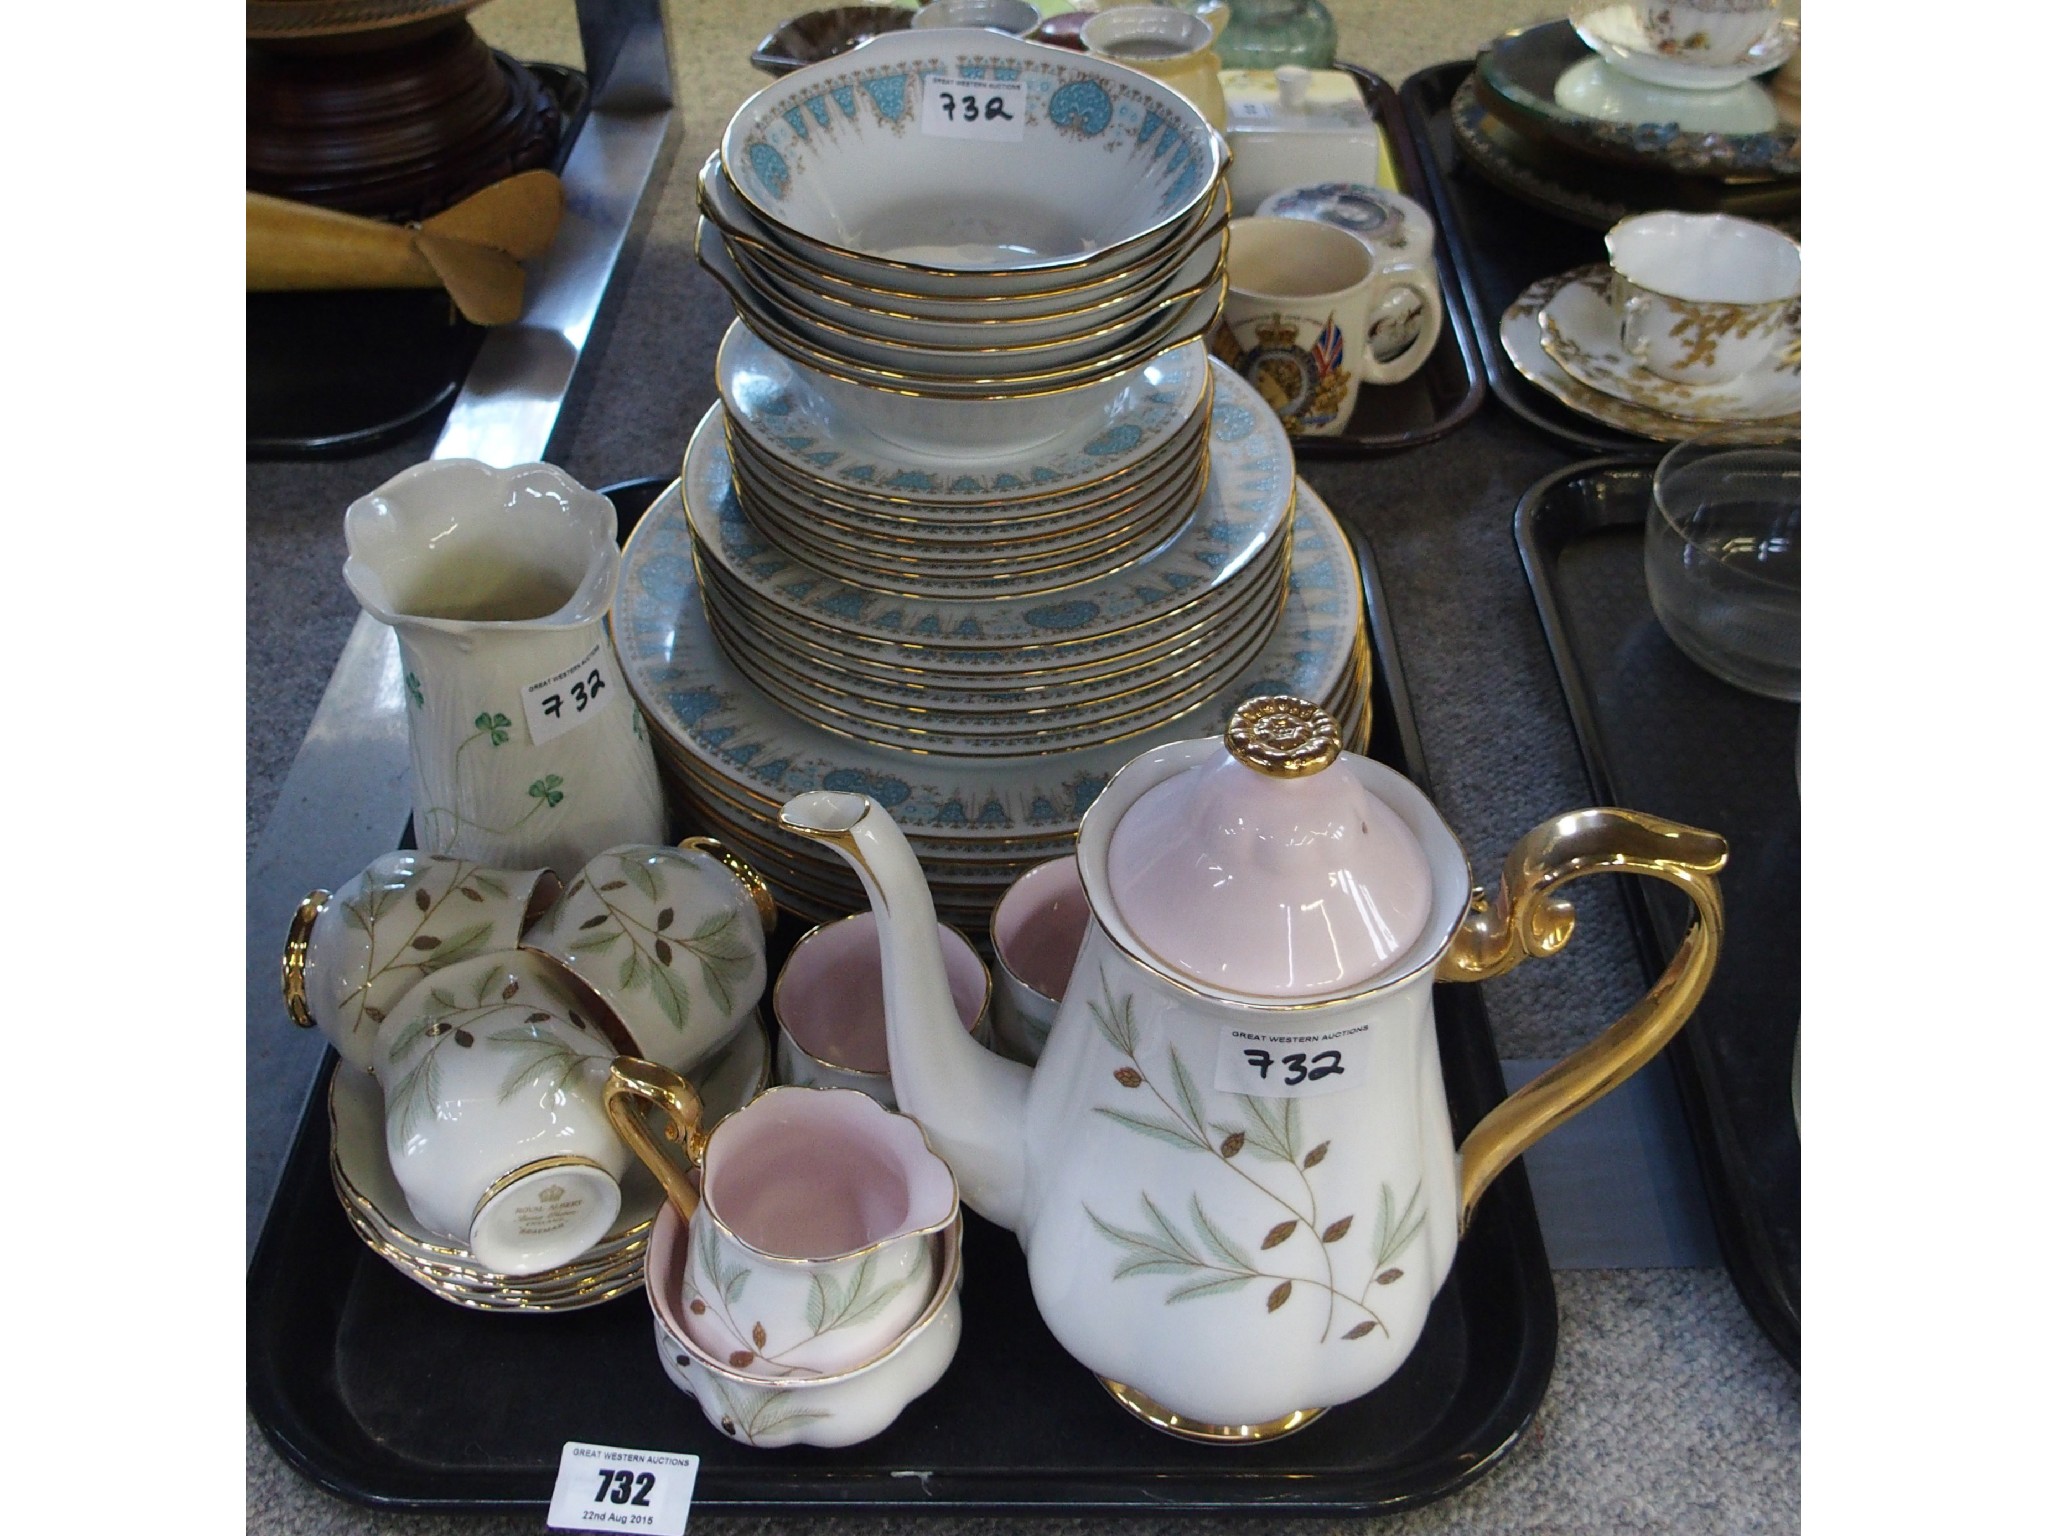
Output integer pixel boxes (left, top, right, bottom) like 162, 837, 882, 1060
1437, 808, 1728, 1235
602, 1057, 709, 1220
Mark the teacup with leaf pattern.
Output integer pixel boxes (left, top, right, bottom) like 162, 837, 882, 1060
373, 949, 631, 1275
604, 1070, 955, 1379
647, 1202, 966, 1449
523, 839, 777, 1075
283, 852, 564, 1074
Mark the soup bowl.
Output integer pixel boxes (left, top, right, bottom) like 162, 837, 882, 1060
718, 30, 1222, 289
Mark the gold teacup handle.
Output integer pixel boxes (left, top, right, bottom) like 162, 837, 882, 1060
603, 1057, 709, 1219
1438, 808, 1728, 1235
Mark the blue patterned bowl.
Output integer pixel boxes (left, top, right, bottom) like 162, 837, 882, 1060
718, 30, 1223, 291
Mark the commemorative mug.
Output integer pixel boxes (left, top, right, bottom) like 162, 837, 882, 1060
1219, 215, 1444, 432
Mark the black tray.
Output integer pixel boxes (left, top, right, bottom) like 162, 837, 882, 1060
246, 60, 592, 460
1513, 459, 1798, 1366
247, 479, 1558, 1517
1270, 64, 1486, 459
1400, 63, 1651, 457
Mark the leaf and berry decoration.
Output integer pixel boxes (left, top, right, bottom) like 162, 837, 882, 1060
1079, 970, 1427, 1344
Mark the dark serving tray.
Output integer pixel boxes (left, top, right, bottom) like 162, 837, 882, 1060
246, 479, 1558, 1517
1401, 63, 1646, 457
1513, 459, 1798, 1366
246, 59, 592, 460
1270, 64, 1487, 460
1402, 63, 1800, 458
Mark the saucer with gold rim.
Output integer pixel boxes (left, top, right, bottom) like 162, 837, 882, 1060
1501, 268, 1797, 443
1536, 266, 1798, 422
328, 1011, 772, 1310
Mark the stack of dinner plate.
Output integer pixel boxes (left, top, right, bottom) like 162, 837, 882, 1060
693, 28, 1228, 398
616, 474, 1368, 931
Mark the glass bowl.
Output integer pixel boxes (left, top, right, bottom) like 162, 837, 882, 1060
1645, 426, 1799, 700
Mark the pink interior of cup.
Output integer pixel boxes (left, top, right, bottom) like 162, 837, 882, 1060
992, 856, 1088, 1002
700, 1089, 952, 1258
776, 911, 982, 1074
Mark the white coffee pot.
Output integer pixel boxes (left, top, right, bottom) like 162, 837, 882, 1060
781, 696, 1725, 1442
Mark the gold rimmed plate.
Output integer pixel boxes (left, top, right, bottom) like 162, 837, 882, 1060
617, 474, 1362, 846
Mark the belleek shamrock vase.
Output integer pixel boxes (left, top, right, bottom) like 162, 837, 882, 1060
344, 460, 666, 872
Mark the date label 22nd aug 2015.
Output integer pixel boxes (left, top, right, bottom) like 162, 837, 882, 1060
548, 1442, 699, 1535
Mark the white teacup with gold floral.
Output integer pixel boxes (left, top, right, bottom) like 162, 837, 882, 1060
1632, 0, 1778, 68
604, 1070, 955, 1380
1219, 215, 1443, 433
523, 839, 775, 1076
284, 852, 563, 1073
1605, 211, 1799, 386
374, 949, 629, 1275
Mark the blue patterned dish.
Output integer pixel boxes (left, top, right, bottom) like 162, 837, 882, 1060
684, 363, 1290, 647
717, 30, 1222, 286
723, 408, 1210, 540
718, 320, 1210, 505
614, 478, 1362, 841
697, 219, 1224, 397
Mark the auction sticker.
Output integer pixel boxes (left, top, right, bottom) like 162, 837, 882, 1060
547, 1441, 699, 1535
1214, 1018, 1373, 1100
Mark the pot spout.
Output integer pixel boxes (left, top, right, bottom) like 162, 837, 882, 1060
779, 791, 1032, 1231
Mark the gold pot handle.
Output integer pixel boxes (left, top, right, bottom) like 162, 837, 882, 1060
1437, 808, 1727, 1235
603, 1057, 709, 1219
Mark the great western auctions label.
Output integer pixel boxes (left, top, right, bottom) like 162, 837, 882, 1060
1214, 1019, 1372, 1100
920, 74, 1027, 141
547, 1442, 698, 1534
522, 640, 616, 746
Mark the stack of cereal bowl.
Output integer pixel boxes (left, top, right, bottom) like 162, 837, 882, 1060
617, 29, 1370, 929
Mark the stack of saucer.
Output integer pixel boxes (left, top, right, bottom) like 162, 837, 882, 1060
716, 321, 1214, 600
327, 1018, 771, 1312
1501, 265, 1798, 443
689, 356, 1302, 759
693, 28, 1227, 398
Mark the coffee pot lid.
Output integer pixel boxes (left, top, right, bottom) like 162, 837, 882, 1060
1103, 696, 1435, 997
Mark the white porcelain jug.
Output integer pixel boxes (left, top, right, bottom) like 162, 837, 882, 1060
344, 460, 666, 872
781, 696, 1725, 1441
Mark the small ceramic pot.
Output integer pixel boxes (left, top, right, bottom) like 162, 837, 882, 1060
283, 852, 563, 1074
1080, 5, 1229, 131
648, 1201, 965, 1448
1604, 211, 1799, 385
989, 855, 1089, 1064
604, 1068, 958, 1379
523, 839, 776, 1076
373, 949, 629, 1275
773, 911, 991, 1106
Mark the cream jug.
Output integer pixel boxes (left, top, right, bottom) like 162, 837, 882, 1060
781, 696, 1725, 1442
344, 460, 666, 872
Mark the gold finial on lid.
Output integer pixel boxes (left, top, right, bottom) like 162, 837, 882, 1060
1225, 696, 1342, 777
